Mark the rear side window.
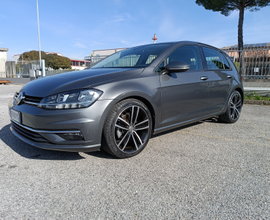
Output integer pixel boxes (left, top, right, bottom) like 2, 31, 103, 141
166, 45, 202, 70
220, 53, 231, 69
202, 47, 227, 70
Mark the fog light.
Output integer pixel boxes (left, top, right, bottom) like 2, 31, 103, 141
57, 132, 84, 140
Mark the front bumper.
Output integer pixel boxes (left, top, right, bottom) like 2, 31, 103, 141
10, 120, 101, 152
8, 99, 113, 152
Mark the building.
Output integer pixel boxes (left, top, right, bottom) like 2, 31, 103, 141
92, 47, 128, 56
221, 43, 270, 79
70, 59, 91, 70
0, 47, 8, 77
221, 43, 270, 61
84, 47, 129, 65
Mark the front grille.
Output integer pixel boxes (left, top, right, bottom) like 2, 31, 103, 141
25, 95, 43, 103
14, 92, 43, 106
11, 121, 50, 143
24, 95, 43, 106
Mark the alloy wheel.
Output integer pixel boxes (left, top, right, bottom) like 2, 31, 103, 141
113, 105, 150, 153
229, 91, 242, 121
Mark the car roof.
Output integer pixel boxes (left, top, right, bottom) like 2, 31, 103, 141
135, 41, 222, 51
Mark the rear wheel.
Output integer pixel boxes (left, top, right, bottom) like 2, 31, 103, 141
219, 90, 242, 123
102, 99, 152, 158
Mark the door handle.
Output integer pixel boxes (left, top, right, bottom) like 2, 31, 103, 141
200, 76, 208, 81
227, 75, 232, 78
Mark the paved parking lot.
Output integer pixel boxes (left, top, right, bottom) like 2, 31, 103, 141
0, 84, 269, 219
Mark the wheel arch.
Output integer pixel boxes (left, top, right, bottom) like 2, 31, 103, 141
235, 87, 244, 105
115, 96, 156, 134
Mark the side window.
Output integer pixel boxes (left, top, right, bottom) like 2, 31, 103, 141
156, 61, 165, 73
220, 53, 231, 69
166, 45, 202, 70
202, 47, 224, 70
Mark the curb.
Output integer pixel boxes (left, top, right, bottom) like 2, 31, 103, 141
244, 100, 270, 105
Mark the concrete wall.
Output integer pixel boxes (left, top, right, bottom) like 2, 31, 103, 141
0, 49, 8, 74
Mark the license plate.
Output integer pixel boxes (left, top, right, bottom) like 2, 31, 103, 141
10, 109, 21, 124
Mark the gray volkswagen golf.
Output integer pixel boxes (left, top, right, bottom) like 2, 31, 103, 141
9, 41, 243, 158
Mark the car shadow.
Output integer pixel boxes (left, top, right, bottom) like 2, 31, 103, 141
201, 117, 220, 123
1, 117, 220, 160
152, 117, 219, 138
152, 121, 202, 138
86, 150, 117, 159
0, 124, 85, 160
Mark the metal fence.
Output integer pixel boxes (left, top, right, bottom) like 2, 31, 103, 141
46, 69, 75, 76
84, 55, 108, 68
0, 60, 74, 78
223, 45, 270, 79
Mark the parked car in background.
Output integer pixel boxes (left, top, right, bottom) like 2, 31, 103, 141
9, 41, 243, 158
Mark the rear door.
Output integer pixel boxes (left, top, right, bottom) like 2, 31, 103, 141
200, 46, 232, 114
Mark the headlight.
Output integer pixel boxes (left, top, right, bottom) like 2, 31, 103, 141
38, 89, 103, 109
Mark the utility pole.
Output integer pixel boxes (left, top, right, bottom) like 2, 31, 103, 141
36, 0, 43, 76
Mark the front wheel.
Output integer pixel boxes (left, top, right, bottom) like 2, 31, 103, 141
219, 90, 242, 123
102, 99, 152, 158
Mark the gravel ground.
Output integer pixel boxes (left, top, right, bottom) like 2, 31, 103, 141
0, 84, 269, 219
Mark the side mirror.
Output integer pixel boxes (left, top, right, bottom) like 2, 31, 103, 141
165, 61, 190, 73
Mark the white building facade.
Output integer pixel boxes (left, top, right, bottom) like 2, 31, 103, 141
0, 47, 8, 77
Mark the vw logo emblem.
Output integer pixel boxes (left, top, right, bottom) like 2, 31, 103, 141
16, 92, 25, 105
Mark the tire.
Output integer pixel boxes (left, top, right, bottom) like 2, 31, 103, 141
219, 90, 242, 123
102, 99, 152, 158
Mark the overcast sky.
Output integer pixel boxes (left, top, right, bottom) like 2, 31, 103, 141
1, 0, 270, 60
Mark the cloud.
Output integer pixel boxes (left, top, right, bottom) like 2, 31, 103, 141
65, 52, 85, 60
196, 29, 237, 48
113, 0, 122, 5
227, 10, 239, 19
244, 23, 270, 44
106, 13, 133, 24
120, 40, 129, 45
72, 42, 87, 49
43, 22, 74, 36
89, 41, 105, 47
158, 14, 184, 40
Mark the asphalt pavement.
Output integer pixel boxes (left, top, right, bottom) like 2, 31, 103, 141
0, 84, 269, 219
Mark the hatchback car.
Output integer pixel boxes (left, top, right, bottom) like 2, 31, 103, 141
9, 41, 243, 158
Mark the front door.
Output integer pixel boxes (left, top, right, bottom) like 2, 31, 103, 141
160, 45, 211, 127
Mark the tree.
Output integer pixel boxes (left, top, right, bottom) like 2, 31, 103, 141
19, 51, 71, 69
19, 50, 46, 61
45, 54, 71, 70
195, 0, 270, 52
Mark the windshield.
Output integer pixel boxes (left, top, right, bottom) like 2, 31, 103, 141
92, 43, 172, 68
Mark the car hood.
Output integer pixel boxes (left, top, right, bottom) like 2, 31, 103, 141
19, 68, 144, 97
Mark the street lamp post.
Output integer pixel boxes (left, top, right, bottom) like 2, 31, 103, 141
36, 0, 43, 76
